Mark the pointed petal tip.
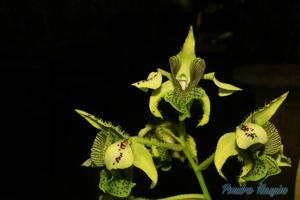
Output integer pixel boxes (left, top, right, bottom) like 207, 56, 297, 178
75, 109, 83, 114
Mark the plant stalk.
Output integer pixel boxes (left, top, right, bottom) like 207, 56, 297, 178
178, 122, 212, 200
130, 136, 182, 151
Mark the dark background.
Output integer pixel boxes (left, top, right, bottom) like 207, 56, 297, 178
1, 0, 300, 199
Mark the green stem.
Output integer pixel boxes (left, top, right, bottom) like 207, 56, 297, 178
130, 136, 182, 151
157, 193, 205, 200
178, 122, 212, 200
197, 153, 215, 171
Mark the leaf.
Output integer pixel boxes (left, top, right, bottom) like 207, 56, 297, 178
149, 80, 174, 118
214, 132, 238, 180
131, 141, 158, 188
132, 71, 163, 92
104, 139, 134, 170
235, 123, 268, 149
75, 109, 127, 138
244, 92, 289, 126
99, 169, 136, 198
203, 72, 242, 96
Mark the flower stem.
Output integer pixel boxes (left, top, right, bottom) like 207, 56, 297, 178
197, 153, 215, 171
157, 193, 206, 200
130, 136, 182, 151
178, 122, 212, 200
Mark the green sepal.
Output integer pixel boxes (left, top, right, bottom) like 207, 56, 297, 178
244, 92, 289, 126
171, 26, 196, 90
131, 141, 158, 188
99, 169, 136, 198
214, 132, 238, 180
149, 80, 174, 118
104, 139, 134, 170
203, 72, 242, 96
131, 71, 163, 92
75, 109, 127, 138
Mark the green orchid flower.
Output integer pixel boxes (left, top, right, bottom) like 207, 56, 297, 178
132, 26, 242, 126
75, 109, 158, 197
214, 92, 291, 185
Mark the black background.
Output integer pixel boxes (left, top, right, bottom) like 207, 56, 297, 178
1, 0, 300, 200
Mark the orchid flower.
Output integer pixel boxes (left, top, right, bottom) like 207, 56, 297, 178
132, 26, 242, 126
214, 92, 291, 185
75, 109, 158, 197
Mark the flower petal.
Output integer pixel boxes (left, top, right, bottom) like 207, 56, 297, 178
104, 139, 134, 170
149, 80, 174, 118
236, 123, 268, 149
275, 145, 291, 167
263, 121, 282, 155
75, 109, 126, 138
244, 92, 289, 126
132, 71, 163, 92
195, 88, 210, 126
131, 141, 158, 188
203, 72, 242, 96
214, 132, 238, 180
91, 132, 106, 167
